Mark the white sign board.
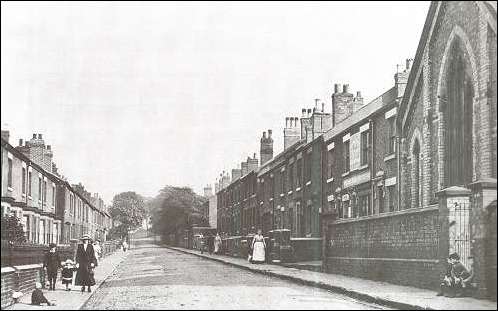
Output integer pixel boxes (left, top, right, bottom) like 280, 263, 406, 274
350, 132, 361, 171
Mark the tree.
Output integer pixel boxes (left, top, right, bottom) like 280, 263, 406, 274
109, 191, 146, 241
150, 186, 207, 238
1, 214, 27, 244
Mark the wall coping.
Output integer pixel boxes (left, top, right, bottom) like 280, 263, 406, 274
13, 264, 43, 270
435, 186, 471, 197
1, 267, 16, 273
468, 178, 497, 190
290, 237, 323, 241
332, 205, 439, 225
327, 256, 440, 264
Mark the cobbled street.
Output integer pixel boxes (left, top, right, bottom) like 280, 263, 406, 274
82, 239, 389, 310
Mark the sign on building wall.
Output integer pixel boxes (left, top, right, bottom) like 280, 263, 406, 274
350, 132, 361, 171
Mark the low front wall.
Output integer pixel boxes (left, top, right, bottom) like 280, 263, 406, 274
290, 238, 322, 262
1, 264, 44, 309
0, 240, 120, 309
324, 206, 442, 290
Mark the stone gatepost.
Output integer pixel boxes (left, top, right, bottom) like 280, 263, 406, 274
436, 186, 471, 288
468, 178, 497, 299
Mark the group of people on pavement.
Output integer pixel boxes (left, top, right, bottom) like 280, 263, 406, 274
33, 234, 105, 306
198, 229, 267, 264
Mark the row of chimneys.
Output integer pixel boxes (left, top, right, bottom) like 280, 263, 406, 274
212, 58, 413, 194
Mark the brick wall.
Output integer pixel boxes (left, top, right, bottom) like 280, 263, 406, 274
1, 264, 44, 309
1, 268, 15, 309
324, 206, 442, 289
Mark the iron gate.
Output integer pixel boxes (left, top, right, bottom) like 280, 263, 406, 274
448, 201, 471, 269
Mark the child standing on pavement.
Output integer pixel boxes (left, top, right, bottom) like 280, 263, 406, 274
61, 259, 76, 291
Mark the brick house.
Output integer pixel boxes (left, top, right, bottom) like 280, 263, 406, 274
1, 132, 62, 245
1, 131, 112, 246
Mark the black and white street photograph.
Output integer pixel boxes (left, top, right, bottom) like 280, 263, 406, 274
1, 1, 497, 310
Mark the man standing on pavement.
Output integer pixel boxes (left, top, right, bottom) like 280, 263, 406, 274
43, 243, 61, 291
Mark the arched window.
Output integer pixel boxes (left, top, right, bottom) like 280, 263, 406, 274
444, 38, 473, 186
413, 139, 421, 208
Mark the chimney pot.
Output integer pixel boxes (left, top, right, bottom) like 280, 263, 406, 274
307, 109, 311, 117
33, 134, 37, 139
47, 145, 51, 150
253, 153, 256, 159
285, 117, 289, 127
38, 134, 42, 139
334, 83, 341, 94
343, 84, 349, 93
302, 108, 306, 117
294, 117, 299, 127
19, 139, 23, 146
263, 131, 266, 138
357, 91, 362, 98
268, 129, 272, 137
322, 102, 325, 112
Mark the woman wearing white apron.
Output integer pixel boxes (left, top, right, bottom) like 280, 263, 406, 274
251, 229, 266, 264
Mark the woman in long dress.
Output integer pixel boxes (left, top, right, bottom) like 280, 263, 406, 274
75, 234, 97, 292
251, 229, 266, 264
214, 233, 222, 254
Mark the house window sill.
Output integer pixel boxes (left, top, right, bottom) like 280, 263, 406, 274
306, 181, 311, 186
326, 177, 334, 184
342, 171, 350, 177
288, 191, 293, 195
7, 187, 13, 192
280, 193, 285, 197
295, 187, 301, 192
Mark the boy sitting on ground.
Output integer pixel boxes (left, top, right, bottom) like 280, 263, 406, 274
437, 252, 472, 297
31, 282, 55, 306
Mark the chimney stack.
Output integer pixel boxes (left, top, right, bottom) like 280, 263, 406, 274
19, 139, 23, 146
302, 108, 307, 118
47, 145, 51, 150
0, 130, 9, 143
260, 128, 274, 165
343, 84, 349, 94
33, 134, 37, 139
38, 134, 42, 139
406, 58, 413, 70
331, 82, 354, 126
307, 109, 311, 117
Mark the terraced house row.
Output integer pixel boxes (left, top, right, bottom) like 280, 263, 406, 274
214, 1, 497, 299
1, 131, 112, 245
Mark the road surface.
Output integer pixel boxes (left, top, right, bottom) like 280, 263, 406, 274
83, 239, 389, 310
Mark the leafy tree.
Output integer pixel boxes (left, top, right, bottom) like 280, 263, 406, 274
1, 214, 27, 244
151, 186, 208, 238
109, 191, 146, 241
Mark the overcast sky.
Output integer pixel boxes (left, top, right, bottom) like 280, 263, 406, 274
1, 1, 430, 204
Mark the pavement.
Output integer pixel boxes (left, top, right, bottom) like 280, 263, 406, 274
82, 241, 388, 310
166, 246, 498, 310
6, 249, 128, 310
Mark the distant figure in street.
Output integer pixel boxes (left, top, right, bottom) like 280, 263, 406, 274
251, 229, 266, 264
437, 252, 473, 297
43, 243, 61, 291
122, 240, 128, 252
31, 282, 54, 306
75, 234, 97, 293
214, 233, 222, 254
61, 259, 76, 291
93, 239, 102, 263
198, 234, 205, 254
207, 233, 215, 255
